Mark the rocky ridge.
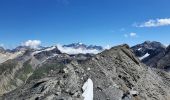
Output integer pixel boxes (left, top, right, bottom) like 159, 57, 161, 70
1, 44, 170, 100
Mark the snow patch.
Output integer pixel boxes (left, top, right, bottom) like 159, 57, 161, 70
139, 53, 150, 60
41, 54, 58, 63
82, 78, 93, 100
138, 48, 142, 51
45, 46, 56, 51
87, 67, 91, 71
130, 90, 138, 95
113, 84, 119, 88
32, 46, 56, 56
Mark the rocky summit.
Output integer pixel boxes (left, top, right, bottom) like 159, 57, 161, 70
132, 41, 170, 71
0, 44, 170, 100
131, 41, 166, 68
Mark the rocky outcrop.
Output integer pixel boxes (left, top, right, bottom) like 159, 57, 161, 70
1, 44, 170, 100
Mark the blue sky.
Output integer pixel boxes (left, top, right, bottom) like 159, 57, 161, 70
0, 0, 170, 48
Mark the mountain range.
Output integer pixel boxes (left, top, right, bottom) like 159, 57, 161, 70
0, 42, 170, 100
63, 43, 103, 50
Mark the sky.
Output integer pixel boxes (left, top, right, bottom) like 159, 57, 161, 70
0, 0, 170, 48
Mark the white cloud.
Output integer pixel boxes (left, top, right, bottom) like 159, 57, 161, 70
22, 40, 41, 49
130, 32, 137, 37
135, 18, 170, 27
124, 32, 137, 38
56, 44, 102, 54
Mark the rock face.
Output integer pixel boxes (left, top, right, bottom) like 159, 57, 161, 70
131, 41, 166, 68
153, 45, 170, 71
1, 44, 170, 100
131, 41, 170, 71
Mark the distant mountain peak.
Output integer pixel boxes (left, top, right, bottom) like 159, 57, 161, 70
131, 41, 164, 57
131, 41, 167, 68
63, 43, 103, 51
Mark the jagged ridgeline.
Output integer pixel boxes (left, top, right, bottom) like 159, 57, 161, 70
131, 41, 170, 71
0, 44, 170, 100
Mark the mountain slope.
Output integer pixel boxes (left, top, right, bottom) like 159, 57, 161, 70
1, 44, 170, 100
131, 41, 166, 68
154, 45, 170, 71
0, 46, 94, 96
